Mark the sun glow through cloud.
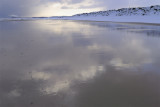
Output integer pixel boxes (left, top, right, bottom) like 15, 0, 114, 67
34, 0, 104, 16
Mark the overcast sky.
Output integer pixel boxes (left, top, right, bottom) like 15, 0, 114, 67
0, 0, 160, 17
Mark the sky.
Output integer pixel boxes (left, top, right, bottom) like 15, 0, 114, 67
0, 0, 160, 17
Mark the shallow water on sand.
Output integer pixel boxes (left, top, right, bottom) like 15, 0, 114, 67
0, 20, 160, 107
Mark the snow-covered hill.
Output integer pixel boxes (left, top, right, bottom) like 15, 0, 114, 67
74, 5, 160, 17
53, 5, 160, 24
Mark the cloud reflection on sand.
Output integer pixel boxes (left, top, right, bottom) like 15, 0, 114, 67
0, 20, 160, 107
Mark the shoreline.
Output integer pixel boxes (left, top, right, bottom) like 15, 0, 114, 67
53, 19, 160, 26
51, 15, 160, 25
1, 17, 160, 26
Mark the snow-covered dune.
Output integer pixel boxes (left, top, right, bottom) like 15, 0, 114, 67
52, 5, 160, 24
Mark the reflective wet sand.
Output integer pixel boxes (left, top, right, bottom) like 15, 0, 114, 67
0, 20, 160, 107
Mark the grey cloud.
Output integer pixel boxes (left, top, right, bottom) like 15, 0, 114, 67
0, 0, 38, 17
0, 0, 85, 17
95, 0, 130, 10
98, 0, 160, 10
0, 0, 60, 17
65, 0, 85, 4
